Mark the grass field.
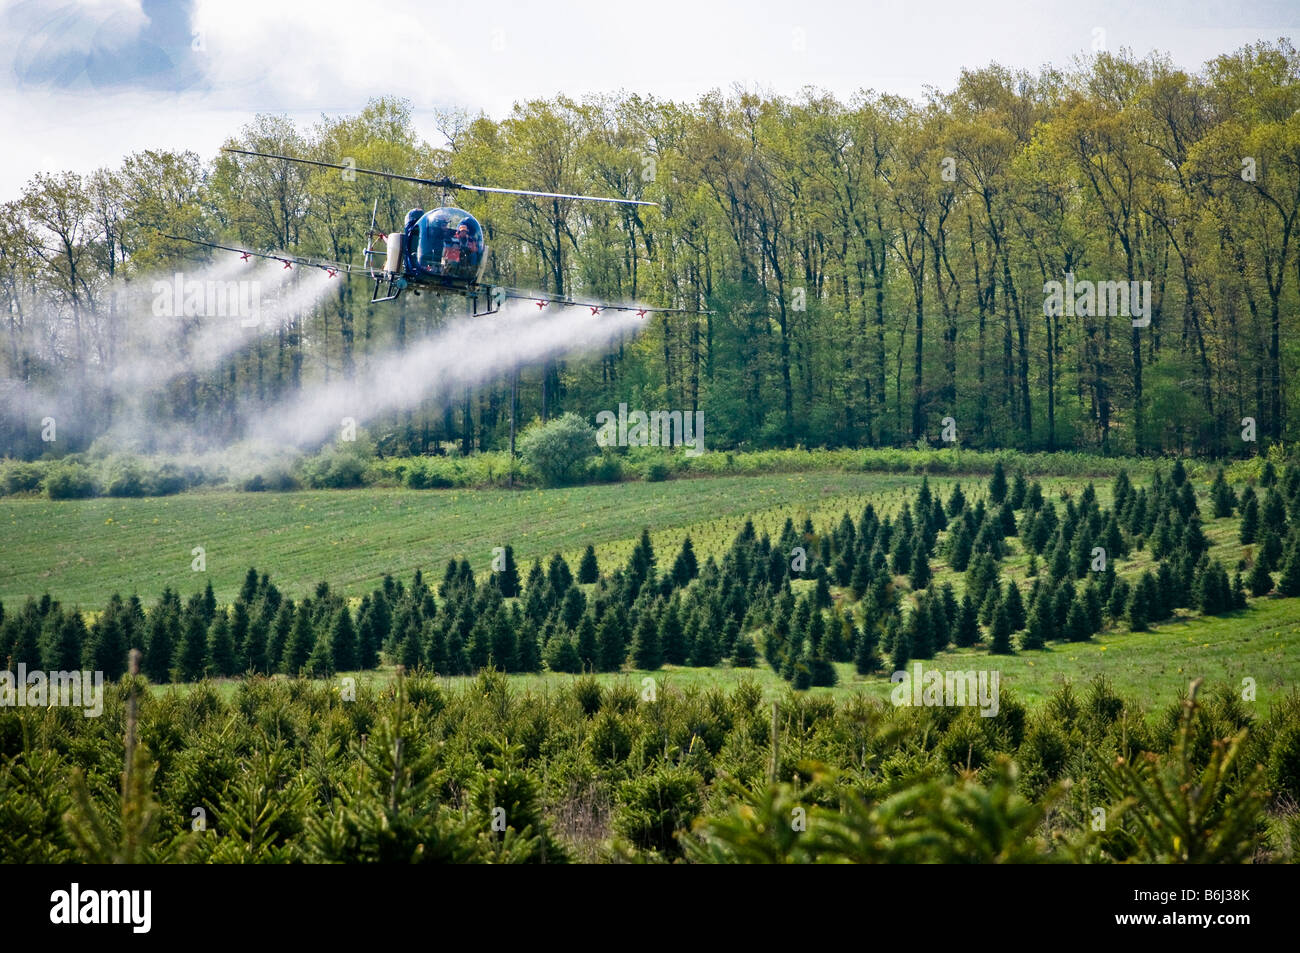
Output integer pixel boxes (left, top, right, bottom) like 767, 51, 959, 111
0, 470, 1040, 607
4, 465, 1298, 713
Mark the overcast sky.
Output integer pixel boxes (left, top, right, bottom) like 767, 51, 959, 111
1, 0, 1296, 200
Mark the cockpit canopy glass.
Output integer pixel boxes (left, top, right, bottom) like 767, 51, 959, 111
409, 207, 484, 279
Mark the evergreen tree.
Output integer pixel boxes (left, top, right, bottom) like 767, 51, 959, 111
331, 606, 358, 672
692, 618, 721, 667
283, 604, 317, 675
267, 599, 294, 673
733, 634, 757, 667
176, 605, 209, 681
630, 611, 662, 670
544, 634, 582, 674
1247, 559, 1274, 597
578, 544, 600, 584
398, 625, 423, 671
575, 613, 599, 670
955, 593, 980, 647
946, 483, 966, 516
989, 600, 1013, 654
1272, 538, 1300, 597
305, 625, 335, 678
672, 536, 699, 586
1003, 582, 1026, 632
496, 545, 521, 597
1240, 495, 1259, 544
238, 566, 259, 604
854, 619, 880, 674
889, 619, 911, 671
658, 602, 687, 665
1021, 598, 1049, 650
989, 460, 1007, 504
144, 610, 176, 683
516, 619, 542, 672
1210, 469, 1237, 518
229, 600, 251, 672
1106, 577, 1131, 621
207, 610, 237, 677
850, 554, 873, 601
1009, 470, 1028, 509
1128, 572, 1157, 632
597, 609, 627, 671
1065, 597, 1091, 642
909, 545, 932, 590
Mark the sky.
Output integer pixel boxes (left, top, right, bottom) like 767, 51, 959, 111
0, 0, 1296, 200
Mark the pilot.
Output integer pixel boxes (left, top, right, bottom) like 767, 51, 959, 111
442, 223, 470, 269
403, 209, 424, 270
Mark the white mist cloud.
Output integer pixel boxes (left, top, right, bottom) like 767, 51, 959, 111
248, 300, 645, 448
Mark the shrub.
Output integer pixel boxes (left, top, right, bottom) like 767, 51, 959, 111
43, 462, 98, 499
0, 459, 45, 495
105, 458, 147, 497
519, 414, 597, 487
242, 466, 300, 492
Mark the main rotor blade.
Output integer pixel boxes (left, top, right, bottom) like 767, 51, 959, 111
222, 148, 656, 207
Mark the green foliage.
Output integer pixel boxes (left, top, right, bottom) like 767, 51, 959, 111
519, 414, 598, 487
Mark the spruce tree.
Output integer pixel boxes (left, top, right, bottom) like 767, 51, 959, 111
955, 593, 980, 647
267, 600, 294, 673
207, 610, 237, 677
733, 634, 757, 667
989, 600, 1013, 654
331, 606, 358, 672
576, 613, 599, 669
1003, 582, 1026, 632
544, 634, 582, 673
1211, 469, 1236, 518
144, 611, 176, 683
1276, 537, 1300, 597
1021, 599, 1049, 650
283, 604, 316, 675
598, 609, 627, 671
1247, 559, 1274, 596
1240, 495, 1259, 544
1065, 597, 1091, 641
578, 544, 600, 584
176, 605, 208, 681
1128, 572, 1157, 631
909, 545, 932, 590
496, 545, 521, 597
889, 619, 911, 671
693, 621, 721, 667
854, 619, 880, 674
305, 625, 335, 678
630, 611, 663, 670
989, 460, 1007, 504
672, 536, 699, 586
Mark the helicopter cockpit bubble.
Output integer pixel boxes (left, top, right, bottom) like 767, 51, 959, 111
416, 207, 484, 278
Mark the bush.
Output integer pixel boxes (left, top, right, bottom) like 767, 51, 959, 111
301, 447, 369, 489
644, 460, 671, 482
589, 452, 624, 483
148, 463, 188, 496
105, 458, 147, 497
43, 462, 98, 499
519, 414, 597, 487
242, 466, 300, 492
0, 459, 45, 495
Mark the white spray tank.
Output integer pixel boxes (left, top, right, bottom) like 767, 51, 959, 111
384, 232, 404, 273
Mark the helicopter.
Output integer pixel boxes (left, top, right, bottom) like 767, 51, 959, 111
167, 147, 706, 319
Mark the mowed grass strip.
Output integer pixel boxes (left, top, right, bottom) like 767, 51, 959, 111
3, 471, 974, 607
